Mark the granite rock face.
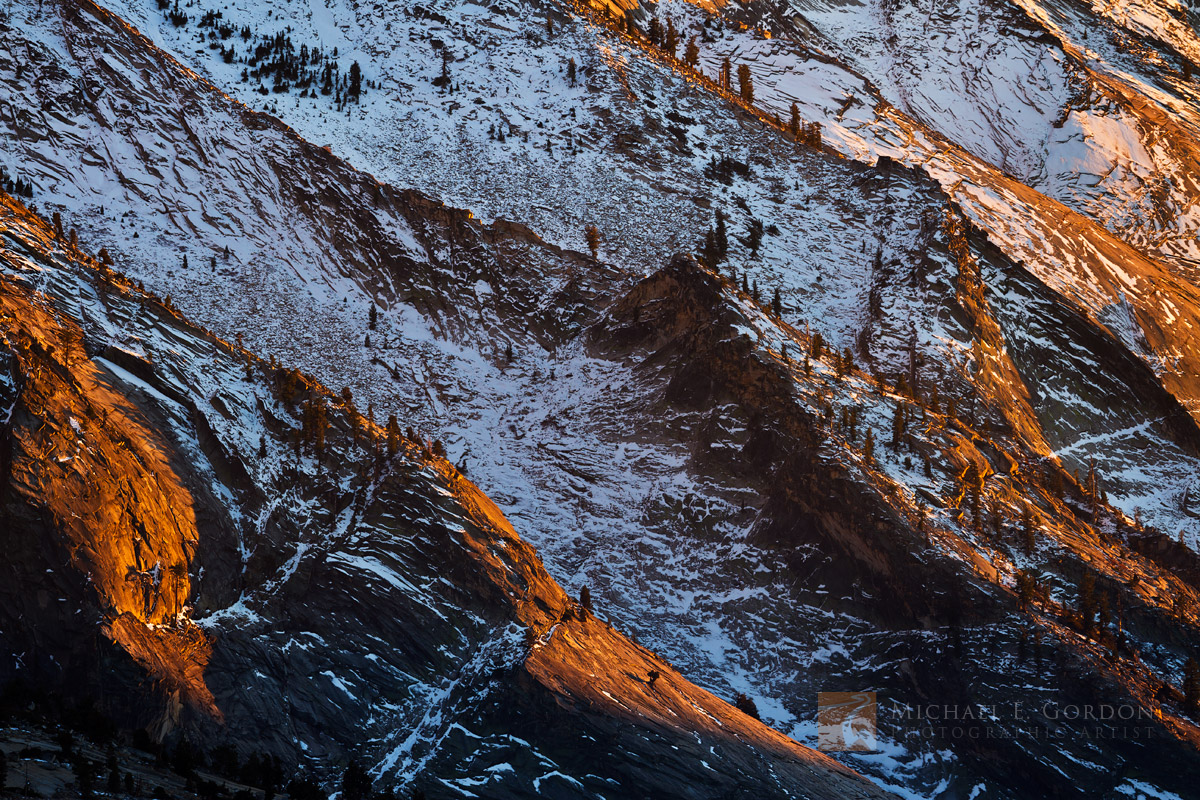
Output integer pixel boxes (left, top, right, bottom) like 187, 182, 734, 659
0, 194, 895, 798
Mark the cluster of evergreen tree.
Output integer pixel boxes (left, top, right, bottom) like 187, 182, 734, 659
613, 9, 699, 78
788, 102, 822, 148
0, 166, 34, 199
703, 154, 751, 185
733, 692, 760, 720
1071, 570, 1131, 658
271, 366, 311, 407
160, 0, 188, 27
1014, 570, 1041, 612
640, 16, 680, 56
889, 398, 914, 452
158, 1, 366, 104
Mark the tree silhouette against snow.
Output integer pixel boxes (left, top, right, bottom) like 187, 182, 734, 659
737, 63, 753, 103
734, 692, 760, 720
585, 224, 600, 261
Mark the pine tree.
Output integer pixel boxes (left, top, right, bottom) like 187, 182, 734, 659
171, 740, 197, 778
702, 227, 717, 266
684, 37, 700, 68
369, 304, 377, 330
836, 347, 852, 377
771, 288, 782, 317
580, 585, 592, 610
1016, 570, 1037, 611
107, 752, 120, 793
72, 756, 95, 799
584, 224, 601, 260
567, 57, 576, 85
438, 49, 452, 89
720, 56, 731, 90
863, 428, 874, 463
810, 331, 824, 360
53, 211, 63, 239
715, 211, 728, 260
1085, 457, 1099, 517
386, 414, 400, 457
1021, 505, 1036, 555
746, 218, 763, 257
789, 101, 800, 137
648, 17, 662, 46
964, 463, 983, 529
664, 20, 679, 57
891, 401, 905, 449
348, 61, 362, 100
737, 63, 753, 103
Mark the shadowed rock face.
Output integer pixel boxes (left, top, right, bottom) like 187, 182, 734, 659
0, 194, 896, 799
588, 252, 1200, 798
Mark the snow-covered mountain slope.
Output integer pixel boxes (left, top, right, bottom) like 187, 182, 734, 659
0, 190, 900, 799
41, 0, 1200, 433
5, 0, 1200, 797
762, 0, 1200, 267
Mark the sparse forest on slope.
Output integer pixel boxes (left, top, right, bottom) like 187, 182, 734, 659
0, 190, 896, 798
